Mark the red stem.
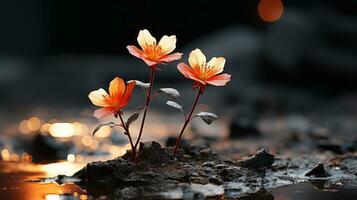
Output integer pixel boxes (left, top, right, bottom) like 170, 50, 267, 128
134, 67, 156, 149
173, 86, 203, 156
118, 113, 136, 164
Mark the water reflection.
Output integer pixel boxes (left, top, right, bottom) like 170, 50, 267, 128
2, 111, 216, 163
272, 182, 357, 200
44, 194, 88, 200
1, 159, 357, 200
40, 162, 84, 177
1, 111, 357, 199
236, 190, 273, 200
0, 161, 86, 200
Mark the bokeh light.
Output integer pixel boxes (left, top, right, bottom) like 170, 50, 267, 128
81, 135, 92, 147
1, 149, 10, 161
67, 154, 76, 162
93, 126, 112, 138
258, 0, 284, 22
49, 123, 75, 138
41, 162, 83, 176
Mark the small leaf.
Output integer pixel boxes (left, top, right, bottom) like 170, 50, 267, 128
166, 101, 183, 112
195, 112, 218, 125
136, 106, 146, 114
127, 80, 150, 89
158, 88, 180, 99
126, 112, 140, 127
93, 122, 121, 136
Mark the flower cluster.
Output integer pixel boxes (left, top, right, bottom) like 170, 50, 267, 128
89, 29, 231, 163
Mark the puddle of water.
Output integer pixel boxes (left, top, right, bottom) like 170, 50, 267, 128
0, 161, 357, 200
0, 161, 86, 200
272, 181, 357, 200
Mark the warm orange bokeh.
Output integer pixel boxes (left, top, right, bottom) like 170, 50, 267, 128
258, 0, 284, 22
89, 77, 136, 118
177, 49, 231, 87
127, 29, 183, 68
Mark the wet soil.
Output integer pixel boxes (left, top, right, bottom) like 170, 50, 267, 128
60, 141, 357, 199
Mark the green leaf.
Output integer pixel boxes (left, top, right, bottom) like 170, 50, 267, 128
136, 106, 146, 113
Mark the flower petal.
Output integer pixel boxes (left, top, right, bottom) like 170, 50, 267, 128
205, 73, 231, 86
127, 45, 160, 66
177, 62, 205, 85
160, 52, 183, 62
109, 77, 125, 98
120, 80, 136, 107
158, 35, 176, 55
142, 57, 160, 66
188, 48, 206, 69
137, 29, 156, 50
206, 57, 226, 77
93, 107, 114, 119
127, 45, 144, 59
89, 88, 109, 107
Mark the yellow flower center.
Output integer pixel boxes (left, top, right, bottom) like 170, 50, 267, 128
104, 95, 121, 109
196, 64, 211, 80
144, 44, 163, 61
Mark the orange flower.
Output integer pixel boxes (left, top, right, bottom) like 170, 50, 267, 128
177, 49, 231, 87
127, 29, 183, 67
89, 77, 136, 118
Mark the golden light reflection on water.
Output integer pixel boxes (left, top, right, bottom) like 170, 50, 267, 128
44, 194, 88, 200
67, 154, 76, 162
108, 143, 131, 157
44, 194, 61, 200
0, 161, 86, 200
1, 110, 228, 199
40, 162, 85, 177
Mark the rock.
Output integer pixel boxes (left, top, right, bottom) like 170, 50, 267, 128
201, 161, 215, 168
73, 157, 132, 182
199, 148, 212, 157
305, 164, 330, 178
182, 184, 224, 200
138, 141, 172, 163
220, 167, 243, 181
340, 157, 357, 175
215, 164, 229, 170
238, 149, 275, 170
316, 140, 355, 154
184, 146, 208, 157
316, 141, 344, 154
229, 110, 261, 138
208, 176, 222, 185
309, 180, 328, 190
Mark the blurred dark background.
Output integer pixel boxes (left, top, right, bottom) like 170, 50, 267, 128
0, 0, 357, 124
1, 1, 357, 195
